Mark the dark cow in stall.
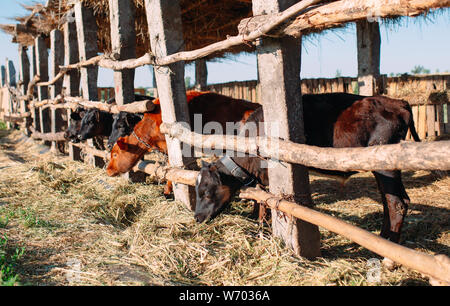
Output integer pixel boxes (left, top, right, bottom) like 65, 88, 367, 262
107, 112, 144, 150
106, 91, 260, 196
195, 93, 420, 247
64, 106, 86, 143
66, 94, 153, 150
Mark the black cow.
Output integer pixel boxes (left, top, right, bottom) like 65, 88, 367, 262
107, 112, 144, 150
76, 94, 153, 149
64, 107, 86, 143
194, 93, 420, 247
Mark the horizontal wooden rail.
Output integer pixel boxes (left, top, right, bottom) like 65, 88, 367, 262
30, 127, 66, 141
239, 0, 450, 38
30, 96, 156, 114
160, 122, 450, 171
239, 186, 450, 285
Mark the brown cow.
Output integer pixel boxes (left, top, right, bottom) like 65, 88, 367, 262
106, 91, 261, 195
194, 94, 420, 250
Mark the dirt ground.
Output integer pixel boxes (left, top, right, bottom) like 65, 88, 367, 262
0, 129, 448, 286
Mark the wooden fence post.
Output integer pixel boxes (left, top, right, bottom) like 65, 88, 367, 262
63, 9, 82, 161
29, 45, 40, 132
50, 29, 66, 153
5, 60, 16, 129
356, 20, 381, 96
195, 58, 208, 91
109, 0, 146, 182
253, 0, 321, 258
0, 66, 5, 87
6, 59, 16, 88
35, 36, 51, 145
75, 2, 102, 167
146, 0, 196, 209
18, 46, 31, 134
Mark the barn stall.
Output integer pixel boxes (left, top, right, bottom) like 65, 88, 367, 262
0, 0, 449, 286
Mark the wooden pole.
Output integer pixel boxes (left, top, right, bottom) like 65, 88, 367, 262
75, 2, 101, 166
63, 9, 80, 97
18, 46, 31, 134
50, 29, 66, 153
109, 0, 146, 182
74, 2, 98, 101
109, 0, 136, 105
18, 46, 30, 99
6, 59, 16, 88
194, 58, 208, 91
35, 35, 51, 144
145, 0, 196, 210
0, 66, 5, 87
29, 45, 40, 133
253, 0, 321, 258
356, 20, 381, 96
63, 8, 82, 161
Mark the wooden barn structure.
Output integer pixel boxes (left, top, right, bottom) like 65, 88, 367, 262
1, 0, 450, 285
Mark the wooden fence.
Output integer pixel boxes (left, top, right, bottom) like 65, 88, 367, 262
0, 0, 449, 285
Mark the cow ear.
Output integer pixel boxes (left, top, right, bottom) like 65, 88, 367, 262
116, 138, 128, 151
95, 110, 100, 122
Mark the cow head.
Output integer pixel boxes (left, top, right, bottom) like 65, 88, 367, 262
64, 107, 86, 143
107, 112, 144, 151
78, 109, 103, 141
194, 161, 232, 223
106, 104, 166, 177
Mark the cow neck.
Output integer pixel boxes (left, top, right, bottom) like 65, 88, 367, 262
215, 157, 258, 191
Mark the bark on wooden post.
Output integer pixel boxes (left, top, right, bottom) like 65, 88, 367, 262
253, 0, 321, 258
356, 20, 381, 96
18, 46, 30, 98
18, 46, 31, 135
63, 9, 82, 161
50, 29, 66, 153
0, 66, 5, 87
145, 0, 196, 209
6, 59, 16, 87
35, 35, 51, 145
109, 0, 146, 182
75, 2, 101, 166
63, 9, 80, 97
29, 45, 40, 132
195, 58, 207, 91
5, 60, 16, 129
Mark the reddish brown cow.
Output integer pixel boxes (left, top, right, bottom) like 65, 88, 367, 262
106, 91, 261, 195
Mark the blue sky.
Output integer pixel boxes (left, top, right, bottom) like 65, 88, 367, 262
0, 0, 449, 88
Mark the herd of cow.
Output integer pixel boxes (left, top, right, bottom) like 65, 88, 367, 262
63, 90, 420, 246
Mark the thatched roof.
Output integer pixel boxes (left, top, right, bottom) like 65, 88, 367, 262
1, 0, 448, 60
0, 0, 255, 58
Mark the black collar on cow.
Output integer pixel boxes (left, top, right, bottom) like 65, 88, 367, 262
132, 130, 153, 150
219, 155, 257, 186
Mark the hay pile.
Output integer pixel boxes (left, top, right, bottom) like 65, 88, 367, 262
0, 129, 448, 285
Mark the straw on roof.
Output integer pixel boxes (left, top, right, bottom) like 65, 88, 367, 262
1, 0, 256, 58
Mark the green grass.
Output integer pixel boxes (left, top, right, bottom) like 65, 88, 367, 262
0, 120, 7, 130
0, 234, 25, 286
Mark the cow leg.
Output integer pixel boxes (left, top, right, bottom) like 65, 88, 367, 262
373, 172, 391, 239
373, 170, 409, 243
163, 180, 174, 199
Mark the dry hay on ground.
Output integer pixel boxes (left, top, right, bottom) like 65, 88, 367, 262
0, 129, 448, 286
